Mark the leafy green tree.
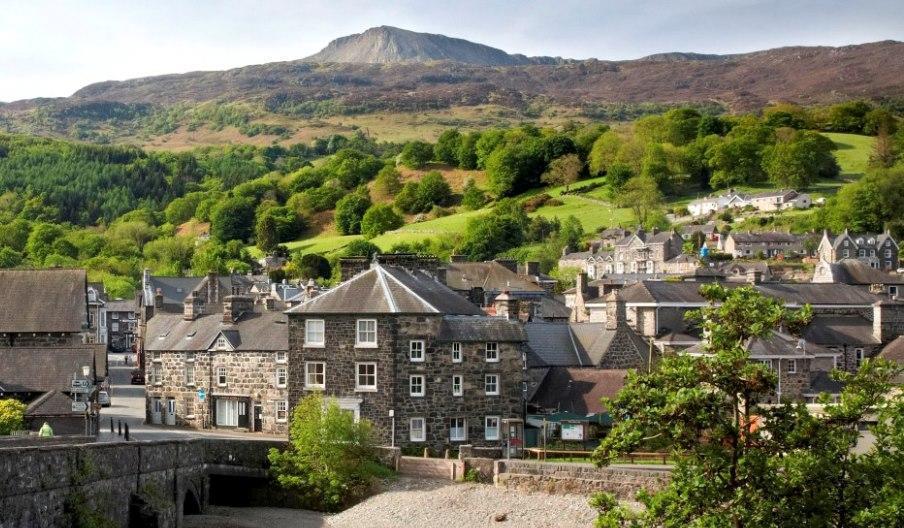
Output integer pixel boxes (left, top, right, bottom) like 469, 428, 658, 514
615, 176, 663, 228
415, 171, 452, 209
485, 139, 545, 197
361, 204, 403, 239
456, 132, 480, 169
825, 101, 872, 133
0, 399, 26, 435
372, 165, 402, 199
697, 114, 730, 137
25, 223, 65, 264
398, 141, 434, 169
542, 154, 583, 191
341, 239, 380, 258
143, 236, 195, 273
294, 253, 332, 280
255, 213, 279, 252
640, 143, 670, 191
268, 393, 384, 512
394, 182, 421, 214
321, 149, 383, 189
191, 240, 250, 275
829, 167, 904, 235
0, 219, 32, 251
707, 135, 767, 188
210, 197, 255, 242
558, 215, 584, 253
434, 129, 463, 165
474, 129, 506, 169
605, 163, 633, 198
0, 247, 22, 268
588, 131, 622, 176
461, 178, 487, 210
334, 191, 372, 235
457, 199, 529, 260
762, 131, 839, 189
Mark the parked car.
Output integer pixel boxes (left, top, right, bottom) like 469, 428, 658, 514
130, 369, 145, 385
98, 391, 111, 407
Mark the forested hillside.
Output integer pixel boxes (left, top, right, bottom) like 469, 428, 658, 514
0, 100, 901, 298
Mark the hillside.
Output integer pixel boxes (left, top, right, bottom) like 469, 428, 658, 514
304, 26, 561, 65
2, 29, 903, 146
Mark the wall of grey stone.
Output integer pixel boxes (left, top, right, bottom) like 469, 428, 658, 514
493, 460, 670, 500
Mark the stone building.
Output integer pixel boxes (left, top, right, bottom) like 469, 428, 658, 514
746, 189, 812, 212
611, 228, 685, 274
286, 261, 527, 452
105, 299, 137, 353
143, 273, 289, 434
86, 282, 107, 346
722, 231, 806, 258
817, 229, 899, 270
812, 258, 904, 299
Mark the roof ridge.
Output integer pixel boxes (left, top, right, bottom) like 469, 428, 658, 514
375, 266, 400, 313
285, 268, 375, 313
381, 266, 439, 313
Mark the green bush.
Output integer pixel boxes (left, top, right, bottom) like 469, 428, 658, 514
0, 398, 26, 434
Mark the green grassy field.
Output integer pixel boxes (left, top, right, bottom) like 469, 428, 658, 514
823, 132, 875, 178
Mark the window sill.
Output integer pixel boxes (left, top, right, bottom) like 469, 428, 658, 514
485, 393, 500, 397
186, 383, 196, 388
409, 358, 425, 363
355, 388, 378, 393
186, 415, 196, 419
276, 385, 287, 389
304, 385, 325, 391
449, 438, 468, 443
355, 343, 378, 349
485, 437, 500, 441
153, 382, 162, 387
410, 394, 425, 398
303, 343, 325, 349
410, 438, 426, 443
485, 359, 500, 364
276, 419, 287, 424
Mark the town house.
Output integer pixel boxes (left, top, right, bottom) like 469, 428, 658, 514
817, 230, 899, 270
105, 299, 137, 353
612, 228, 686, 274
722, 231, 806, 258
286, 260, 527, 452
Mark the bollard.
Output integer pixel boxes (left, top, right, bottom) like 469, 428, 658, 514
124, 423, 130, 441
110, 418, 114, 434
118, 420, 122, 436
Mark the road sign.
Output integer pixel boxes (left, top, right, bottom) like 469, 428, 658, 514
71, 402, 88, 413
70, 379, 92, 394
197, 388, 206, 402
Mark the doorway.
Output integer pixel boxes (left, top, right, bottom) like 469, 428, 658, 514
150, 398, 162, 424
253, 404, 263, 432
165, 398, 176, 426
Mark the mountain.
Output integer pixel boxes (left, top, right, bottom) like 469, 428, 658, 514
303, 25, 562, 65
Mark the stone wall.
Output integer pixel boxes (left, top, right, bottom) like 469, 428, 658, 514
494, 460, 670, 500
1, 333, 83, 347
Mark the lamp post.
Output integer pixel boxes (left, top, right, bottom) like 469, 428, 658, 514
389, 409, 395, 448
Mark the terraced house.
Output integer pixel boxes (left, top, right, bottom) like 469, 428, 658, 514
817, 229, 899, 270
286, 259, 527, 452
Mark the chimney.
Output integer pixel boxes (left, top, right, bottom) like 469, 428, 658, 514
576, 272, 588, 294
207, 272, 219, 303
339, 257, 370, 282
746, 269, 763, 284
873, 300, 904, 344
183, 294, 202, 321
493, 290, 518, 321
524, 261, 540, 276
435, 267, 447, 285
154, 288, 163, 310
223, 295, 254, 323
494, 259, 517, 274
605, 291, 626, 330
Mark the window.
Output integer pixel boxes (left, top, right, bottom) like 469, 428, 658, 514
886, 249, 893, 258
409, 340, 425, 362
485, 416, 500, 440
855, 349, 864, 368
276, 351, 287, 363
215, 336, 228, 350
305, 362, 325, 389
150, 364, 162, 385
890, 286, 898, 298
112, 322, 119, 332
452, 342, 462, 363
217, 367, 227, 387
859, 249, 866, 257
787, 360, 797, 374
449, 418, 467, 442
276, 367, 287, 388
485, 374, 499, 395
843, 249, 850, 258
216, 399, 238, 427
304, 319, 325, 347
184, 363, 195, 386
833, 355, 841, 369
275, 401, 288, 423
112, 312, 119, 320
452, 374, 463, 396
485, 342, 499, 362
185, 352, 195, 363
410, 375, 425, 397
151, 350, 161, 362
410, 417, 426, 442
355, 363, 377, 391
356, 319, 377, 347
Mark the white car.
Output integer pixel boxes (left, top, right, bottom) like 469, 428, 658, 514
98, 391, 111, 407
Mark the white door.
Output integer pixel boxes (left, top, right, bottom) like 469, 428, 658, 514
216, 398, 239, 427
165, 398, 176, 426
151, 398, 162, 424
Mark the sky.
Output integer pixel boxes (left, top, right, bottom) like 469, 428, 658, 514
1, 0, 902, 102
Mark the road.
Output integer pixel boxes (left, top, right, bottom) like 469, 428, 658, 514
97, 358, 283, 442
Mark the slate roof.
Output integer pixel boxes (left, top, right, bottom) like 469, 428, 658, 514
26, 390, 79, 417
437, 316, 526, 342
828, 231, 898, 250
530, 368, 628, 414
146, 310, 288, 351
287, 264, 484, 315
0, 346, 102, 393
615, 229, 677, 247
803, 315, 881, 346
879, 336, 904, 364
728, 232, 801, 244
537, 296, 571, 320
105, 299, 137, 313
617, 281, 881, 306
524, 322, 588, 367
571, 323, 651, 367
680, 223, 717, 236
822, 259, 904, 285
444, 261, 545, 293
0, 269, 87, 333
806, 371, 845, 395
146, 275, 254, 312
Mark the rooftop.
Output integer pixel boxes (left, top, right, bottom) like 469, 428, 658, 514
0, 269, 87, 333
530, 367, 628, 415
146, 310, 288, 351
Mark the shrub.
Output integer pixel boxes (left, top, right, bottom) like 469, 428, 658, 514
460, 178, 487, 210
398, 141, 434, 169
335, 191, 372, 235
0, 398, 26, 435
521, 193, 551, 212
361, 204, 404, 239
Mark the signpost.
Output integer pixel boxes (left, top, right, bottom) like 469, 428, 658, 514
70, 379, 91, 394
197, 388, 206, 402
71, 401, 88, 413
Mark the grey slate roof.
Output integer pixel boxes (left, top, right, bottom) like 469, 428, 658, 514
537, 296, 571, 320
105, 299, 137, 313
806, 371, 845, 395
26, 390, 80, 417
524, 322, 588, 367
879, 335, 904, 364
146, 311, 288, 351
0, 269, 87, 333
0, 345, 103, 393
444, 261, 545, 293
618, 281, 881, 306
530, 368, 628, 414
147, 275, 254, 313
571, 323, 651, 367
287, 264, 484, 315
686, 330, 828, 357
728, 232, 801, 244
437, 316, 526, 342
803, 315, 880, 346
823, 259, 904, 285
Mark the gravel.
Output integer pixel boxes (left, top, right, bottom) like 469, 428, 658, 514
185, 477, 598, 528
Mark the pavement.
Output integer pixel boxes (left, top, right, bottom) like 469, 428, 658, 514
97, 358, 284, 442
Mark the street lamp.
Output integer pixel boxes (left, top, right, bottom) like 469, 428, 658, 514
388, 409, 395, 448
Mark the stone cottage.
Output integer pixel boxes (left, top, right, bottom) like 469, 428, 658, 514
817, 230, 899, 271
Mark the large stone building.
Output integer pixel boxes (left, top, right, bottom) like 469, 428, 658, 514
105, 299, 137, 353
611, 228, 685, 274
286, 260, 527, 452
721, 231, 806, 258
817, 230, 899, 270
143, 273, 289, 434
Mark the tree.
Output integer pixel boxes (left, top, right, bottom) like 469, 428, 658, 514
457, 199, 529, 260
542, 154, 583, 191
461, 178, 487, 210
321, 148, 382, 189
210, 197, 255, 242
588, 131, 622, 176
434, 129, 463, 165
294, 253, 332, 280
763, 131, 839, 189
829, 167, 904, 236
255, 213, 279, 252
394, 181, 421, 214
640, 143, 670, 191
457, 132, 480, 169
557, 215, 584, 253
334, 191, 372, 235
341, 239, 381, 258
25, 223, 65, 264
615, 176, 663, 228
0, 247, 22, 268
268, 393, 384, 512
372, 165, 402, 199
398, 141, 434, 169
415, 171, 452, 209
360, 204, 403, 239
0, 398, 26, 435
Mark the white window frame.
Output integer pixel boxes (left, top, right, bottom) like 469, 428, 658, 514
450, 417, 467, 442
275, 351, 287, 363
217, 366, 227, 387
409, 375, 425, 397
855, 348, 864, 368
451, 342, 462, 363
276, 367, 288, 388
304, 361, 325, 390
485, 416, 500, 441
304, 319, 325, 347
275, 400, 288, 423
184, 363, 195, 386
485, 342, 499, 363
452, 374, 463, 396
409, 340, 425, 362
355, 319, 378, 348
355, 362, 377, 392
485, 374, 499, 396
787, 360, 797, 374
409, 417, 426, 442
